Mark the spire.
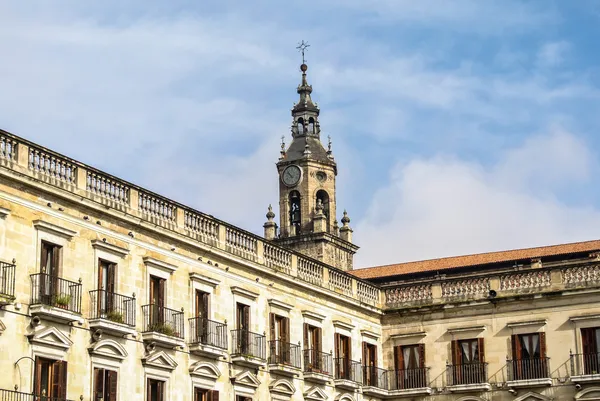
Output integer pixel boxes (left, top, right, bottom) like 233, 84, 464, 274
293, 63, 319, 116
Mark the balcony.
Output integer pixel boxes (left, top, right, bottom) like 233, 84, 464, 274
362, 366, 389, 397
303, 349, 333, 384
571, 352, 600, 383
507, 357, 552, 388
388, 367, 432, 397
334, 358, 362, 391
188, 317, 228, 359
30, 273, 82, 323
141, 304, 184, 348
0, 261, 15, 305
0, 388, 74, 401
88, 290, 136, 336
446, 362, 491, 392
231, 329, 266, 368
268, 340, 302, 376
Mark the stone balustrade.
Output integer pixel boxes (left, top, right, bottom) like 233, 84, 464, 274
0, 131, 382, 308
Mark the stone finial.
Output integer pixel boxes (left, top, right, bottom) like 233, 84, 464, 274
303, 136, 311, 156
340, 210, 353, 243
280, 136, 286, 160
263, 204, 277, 240
316, 199, 324, 214
313, 199, 327, 233
332, 219, 340, 236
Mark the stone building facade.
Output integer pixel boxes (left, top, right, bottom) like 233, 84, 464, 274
0, 64, 599, 401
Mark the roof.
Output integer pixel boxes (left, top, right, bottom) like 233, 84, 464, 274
284, 136, 333, 164
351, 239, 600, 280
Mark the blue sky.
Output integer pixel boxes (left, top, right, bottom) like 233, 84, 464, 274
2, 1, 600, 267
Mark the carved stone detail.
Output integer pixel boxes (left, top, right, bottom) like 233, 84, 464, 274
385, 284, 432, 305
563, 264, 600, 286
500, 270, 551, 290
442, 277, 489, 298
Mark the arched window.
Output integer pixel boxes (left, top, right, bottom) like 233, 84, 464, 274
289, 191, 301, 234
308, 118, 315, 135
316, 190, 330, 230
297, 118, 304, 136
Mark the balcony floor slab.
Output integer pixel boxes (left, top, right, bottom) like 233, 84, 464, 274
506, 378, 552, 388
387, 387, 433, 398
447, 383, 491, 393
89, 318, 136, 337
231, 354, 266, 369
268, 363, 302, 377
571, 374, 600, 384
189, 342, 228, 359
362, 386, 388, 397
333, 379, 360, 391
303, 371, 332, 385
30, 304, 81, 324
141, 331, 185, 348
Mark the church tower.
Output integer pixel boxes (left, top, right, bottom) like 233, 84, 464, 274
264, 61, 358, 271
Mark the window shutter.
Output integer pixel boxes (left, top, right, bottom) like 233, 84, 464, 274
269, 313, 275, 341
316, 327, 322, 353
303, 324, 309, 349
158, 278, 165, 308
146, 379, 151, 401
511, 335, 521, 360
477, 338, 485, 363
53, 360, 67, 399
157, 381, 164, 401
451, 340, 461, 366
418, 344, 426, 369
394, 346, 403, 371
374, 344, 378, 367
582, 328, 595, 355
334, 333, 340, 359
209, 390, 219, 401
362, 342, 368, 366
52, 246, 61, 276
243, 305, 250, 329
107, 263, 116, 294
34, 357, 42, 396
40, 244, 48, 273
93, 368, 104, 401
284, 317, 290, 344
203, 292, 210, 317
539, 332, 546, 358
107, 370, 118, 401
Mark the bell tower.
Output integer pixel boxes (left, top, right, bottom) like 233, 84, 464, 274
264, 57, 358, 271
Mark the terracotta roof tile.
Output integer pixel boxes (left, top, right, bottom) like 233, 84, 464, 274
351, 239, 600, 280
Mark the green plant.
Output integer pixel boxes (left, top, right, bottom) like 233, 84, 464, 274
55, 294, 71, 307
106, 310, 124, 324
149, 323, 175, 337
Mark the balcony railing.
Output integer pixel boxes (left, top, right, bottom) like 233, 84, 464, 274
141, 304, 184, 339
0, 388, 73, 401
189, 316, 227, 350
231, 329, 266, 360
0, 261, 16, 300
30, 273, 82, 314
388, 367, 430, 390
268, 340, 301, 368
447, 362, 488, 386
507, 357, 550, 381
334, 358, 363, 383
303, 349, 332, 376
363, 366, 388, 389
89, 289, 135, 326
571, 352, 600, 376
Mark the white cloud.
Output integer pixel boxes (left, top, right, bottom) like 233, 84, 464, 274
354, 129, 600, 267
537, 41, 570, 67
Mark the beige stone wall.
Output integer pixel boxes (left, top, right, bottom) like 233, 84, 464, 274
0, 174, 382, 401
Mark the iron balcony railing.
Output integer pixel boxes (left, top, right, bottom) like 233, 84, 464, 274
0, 261, 16, 300
447, 362, 488, 386
141, 304, 184, 339
334, 358, 363, 383
388, 367, 430, 390
507, 357, 550, 381
89, 289, 136, 326
268, 340, 301, 368
571, 352, 600, 376
363, 366, 388, 389
231, 329, 266, 360
30, 273, 82, 314
0, 388, 73, 401
189, 316, 227, 350
303, 349, 332, 376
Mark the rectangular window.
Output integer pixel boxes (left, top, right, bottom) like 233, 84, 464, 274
303, 324, 323, 372
195, 290, 210, 318
34, 357, 67, 399
511, 332, 547, 380
269, 313, 290, 364
147, 378, 164, 401
194, 389, 219, 401
94, 368, 118, 401
582, 327, 600, 374
235, 396, 251, 401
98, 260, 117, 292
334, 333, 351, 379
451, 338, 485, 385
236, 303, 250, 331
40, 241, 62, 276
393, 344, 426, 389
149, 276, 165, 308
362, 342, 378, 386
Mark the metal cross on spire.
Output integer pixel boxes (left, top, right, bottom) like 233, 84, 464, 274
296, 40, 310, 64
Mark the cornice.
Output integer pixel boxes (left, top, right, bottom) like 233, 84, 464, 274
230, 286, 259, 300
143, 257, 178, 274
33, 219, 77, 239
189, 272, 220, 288
91, 239, 129, 258
333, 320, 355, 331
268, 299, 293, 312
301, 310, 326, 322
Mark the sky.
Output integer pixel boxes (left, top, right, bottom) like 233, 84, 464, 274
2, 1, 600, 268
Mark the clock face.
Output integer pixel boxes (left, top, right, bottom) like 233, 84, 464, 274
282, 165, 301, 187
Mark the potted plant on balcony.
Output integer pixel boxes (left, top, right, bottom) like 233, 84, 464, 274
150, 323, 176, 337
106, 310, 125, 324
55, 294, 71, 309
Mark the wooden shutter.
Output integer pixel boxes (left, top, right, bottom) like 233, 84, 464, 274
107, 263, 116, 294
418, 344, 426, 368
146, 379, 151, 401
303, 324, 309, 349
107, 370, 118, 401
362, 342, 368, 366
334, 333, 340, 359
243, 304, 250, 329
539, 332, 546, 358
158, 278, 165, 308
511, 335, 521, 360
269, 313, 275, 341
582, 328, 596, 355
394, 346, 403, 371
451, 340, 461, 366
316, 327, 322, 353
94, 368, 104, 400
283, 317, 290, 344
52, 245, 61, 277
34, 357, 42, 396
52, 360, 67, 399
209, 390, 219, 401
40, 243, 49, 273
477, 338, 485, 363
158, 380, 164, 401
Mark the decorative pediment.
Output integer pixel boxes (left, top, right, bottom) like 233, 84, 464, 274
189, 362, 221, 380
456, 397, 486, 401
88, 339, 128, 361
576, 387, 600, 400
141, 350, 177, 371
33, 220, 77, 239
91, 239, 129, 258
304, 386, 328, 401
143, 257, 177, 274
28, 326, 73, 350
335, 394, 355, 401
234, 370, 261, 388
513, 392, 551, 401
269, 379, 295, 396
